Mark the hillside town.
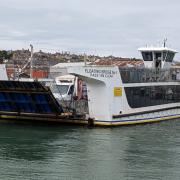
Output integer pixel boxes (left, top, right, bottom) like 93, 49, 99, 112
0, 49, 142, 79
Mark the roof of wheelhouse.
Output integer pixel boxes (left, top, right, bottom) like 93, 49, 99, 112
138, 46, 178, 53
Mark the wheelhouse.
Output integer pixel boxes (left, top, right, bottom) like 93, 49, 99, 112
138, 46, 178, 69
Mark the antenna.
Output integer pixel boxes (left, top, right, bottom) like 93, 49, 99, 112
30, 44, 34, 79
84, 53, 87, 66
15, 44, 34, 80
163, 38, 167, 47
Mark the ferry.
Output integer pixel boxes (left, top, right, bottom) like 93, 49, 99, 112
67, 41, 180, 126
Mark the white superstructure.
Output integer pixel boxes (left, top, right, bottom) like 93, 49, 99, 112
67, 43, 180, 126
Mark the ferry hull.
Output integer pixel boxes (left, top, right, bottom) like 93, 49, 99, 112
0, 107, 179, 126
93, 115, 180, 126
94, 107, 180, 126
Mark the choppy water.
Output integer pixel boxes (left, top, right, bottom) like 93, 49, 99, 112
0, 120, 179, 180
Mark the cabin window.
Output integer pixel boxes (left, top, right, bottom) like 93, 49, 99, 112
125, 85, 180, 108
154, 52, 162, 60
165, 52, 175, 62
142, 52, 153, 61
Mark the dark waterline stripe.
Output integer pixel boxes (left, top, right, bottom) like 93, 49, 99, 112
113, 106, 180, 118
96, 113, 180, 124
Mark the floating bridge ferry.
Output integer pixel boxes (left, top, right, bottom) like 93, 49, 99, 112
67, 43, 180, 126
1, 43, 180, 126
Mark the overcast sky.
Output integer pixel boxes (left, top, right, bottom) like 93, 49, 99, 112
0, 0, 180, 59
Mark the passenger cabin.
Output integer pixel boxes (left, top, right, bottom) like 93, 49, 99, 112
138, 45, 178, 69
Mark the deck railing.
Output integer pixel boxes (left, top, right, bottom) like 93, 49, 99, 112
57, 99, 89, 115
120, 68, 180, 83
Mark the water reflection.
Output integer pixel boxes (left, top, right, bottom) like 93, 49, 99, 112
0, 122, 74, 161
0, 120, 179, 180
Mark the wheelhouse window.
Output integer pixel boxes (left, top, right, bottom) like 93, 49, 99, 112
163, 51, 175, 62
154, 52, 162, 60
165, 52, 175, 62
142, 52, 153, 61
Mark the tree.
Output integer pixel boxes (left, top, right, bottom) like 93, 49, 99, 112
0, 50, 13, 60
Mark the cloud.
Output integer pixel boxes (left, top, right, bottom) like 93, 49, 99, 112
0, 0, 180, 59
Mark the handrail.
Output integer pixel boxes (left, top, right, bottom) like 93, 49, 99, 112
120, 68, 180, 83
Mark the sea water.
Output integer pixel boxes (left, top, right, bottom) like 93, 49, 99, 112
0, 120, 179, 180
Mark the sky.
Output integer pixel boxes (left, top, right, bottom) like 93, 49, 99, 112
0, 0, 180, 59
